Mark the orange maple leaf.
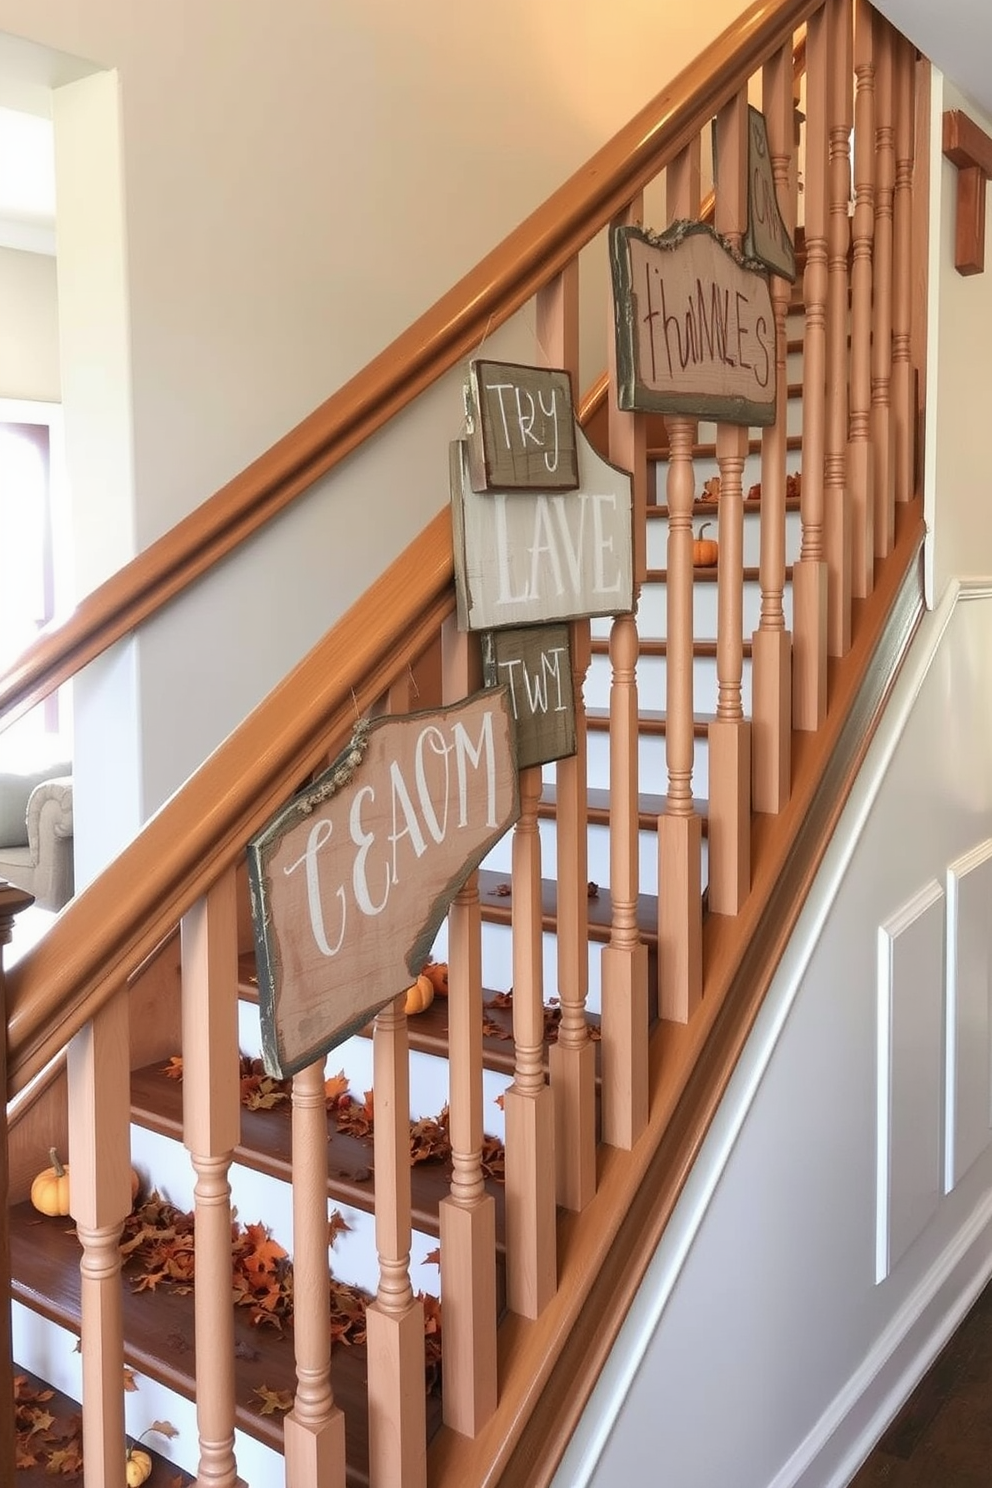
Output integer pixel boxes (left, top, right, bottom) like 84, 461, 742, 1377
252, 1384, 294, 1416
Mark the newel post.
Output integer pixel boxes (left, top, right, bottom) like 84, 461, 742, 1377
0, 882, 33, 1488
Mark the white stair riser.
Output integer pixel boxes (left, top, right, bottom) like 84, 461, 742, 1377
129, 1122, 446, 1299
482, 814, 707, 899
651, 446, 803, 506
591, 577, 794, 641
646, 505, 802, 570
12, 1301, 282, 1485
586, 727, 709, 799
584, 651, 753, 716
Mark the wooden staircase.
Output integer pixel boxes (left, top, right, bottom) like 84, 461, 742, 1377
1, 1, 931, 1484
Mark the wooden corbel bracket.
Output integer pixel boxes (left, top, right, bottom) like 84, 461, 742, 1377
942, 108, 992, 275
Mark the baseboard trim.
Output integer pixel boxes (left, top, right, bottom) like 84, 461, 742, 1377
779, 1188, 992, 1488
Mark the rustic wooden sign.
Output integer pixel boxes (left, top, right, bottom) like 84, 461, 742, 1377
482, 623, 575, 768
466, 359, 579, 493
247, 689, 519, 1077
450, 426, 633, 631
743, 106, 796, 281
609, 219, 776, 425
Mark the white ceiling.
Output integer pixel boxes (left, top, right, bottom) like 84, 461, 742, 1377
876, 0, 992, 122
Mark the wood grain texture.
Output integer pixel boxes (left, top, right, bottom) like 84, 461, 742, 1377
943, 109, 992, 276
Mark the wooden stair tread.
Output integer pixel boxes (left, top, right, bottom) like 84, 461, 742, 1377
12, 1366, 195, 1485
476, 868, 659, 947
648, 431, 802, 461
647, 494, 801, 519
537, 781, 708, 828
589, 636, 753, 660
586, 707, 715, 738
129, 1062, 505, 1245
403, 994, 604, 1082
9, 1202, 442, 1484
644, 563, 793, 584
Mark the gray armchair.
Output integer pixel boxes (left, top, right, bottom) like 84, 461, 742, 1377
0, 767, 74, 912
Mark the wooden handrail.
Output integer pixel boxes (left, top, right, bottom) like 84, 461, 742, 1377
5, 510, 454, 1094
942, 108, 992, 274
0, 0, 819, 733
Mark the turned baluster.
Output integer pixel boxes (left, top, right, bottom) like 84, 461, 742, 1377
793, 1, 830, 729
892, 31, 916, 503
538, 263, 597, 1205
504, 761, 556, 1316
872, 14, 896, 556
285, 1059, 346, 1487
709, 89, 751, 914
753, 39, 796, 814
438, 618, 497, 1435
849, 0, 877, 599
181, 872, 245, 1488
0, 883, 31, 1488
659, 145, 703, 1021
367, 991, 426, 1488
602, 193, 649, 1146
824, 0, 854, 658
68, 987, 132, 1488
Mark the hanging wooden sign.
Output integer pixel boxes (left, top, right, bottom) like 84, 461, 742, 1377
450, 426, 633, 632
466, 359, 579, 492
247, 689, 519, 1077
482, 622, 575, 768
609, 219, 776, 426
743, 105, 796, 281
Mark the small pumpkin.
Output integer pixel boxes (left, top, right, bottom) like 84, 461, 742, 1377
692, 521, 719, 568
404, 973, 435, 1016
422, 961, 449, 997
125, 1447, 153, 1485
30, 1147, 71, 1216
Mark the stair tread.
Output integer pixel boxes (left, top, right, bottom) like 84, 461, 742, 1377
586, 706, 715, 738
538, 781, 708, 828
648, 431, 803, 461
647, 494, 801, 519
10, 1201, 441, 1483
476, 867, 659, 946
129, 1060, 506, 1245
644, 564, 793, 584
589, 636, 753, 660
12, 1366, 195, 1485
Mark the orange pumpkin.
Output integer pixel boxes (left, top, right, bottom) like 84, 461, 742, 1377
693, 521, 718, 567
30, 1148, 71, 1216
404, 973, 435, 1016
422, 962, 449, 997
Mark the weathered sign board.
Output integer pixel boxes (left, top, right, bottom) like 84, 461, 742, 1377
743, 106, 796, 280
482, 622, 575, 768
247, 689, 519, 1078
609, 219, 776, 425
450, 425, 633, 631
466, 359, 579, 493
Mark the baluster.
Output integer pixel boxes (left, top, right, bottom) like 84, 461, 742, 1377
892, 31, 916, 502
602, 193, 649, 1144
825, 0, 854, 657
0, 883, 31, 1488
367, 992, 426, 1488
709, 89, 751, 914
538, 264, 597, 1205
504, 759, 556, 1315
872, 14, 896, 554
438, 618, 497, 1435
181, 873, 244, 1488
793, 1, 830, 729
753, 40, 796, 814
849, 0, 876, 599
660, 146, 703, 1021
67, 983, 132, 1488
284, 1060, 346, 1487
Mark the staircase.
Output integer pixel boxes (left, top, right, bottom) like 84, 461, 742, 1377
1, 1, 931, 1484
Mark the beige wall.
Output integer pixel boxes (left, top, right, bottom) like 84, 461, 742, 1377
0, 245, 58, 401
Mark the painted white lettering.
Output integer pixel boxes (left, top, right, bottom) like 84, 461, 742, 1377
495, 494, 532, 604
497, 656, 524, 719
543, 646, 568, 712
537, 387, 560, 473
592, 493, 623, 593
350, 785, 390, 916
452, 712, 497, 828
282, 817, 347, 957
487, 382, 516, 449
388, 760, 428, 881
529, 496, 565, 599
414, 726, 451, 844
515, 386, 539, 448
551, 492, 588, 591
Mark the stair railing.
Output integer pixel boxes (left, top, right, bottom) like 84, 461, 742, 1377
1, 1, 931, 1485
